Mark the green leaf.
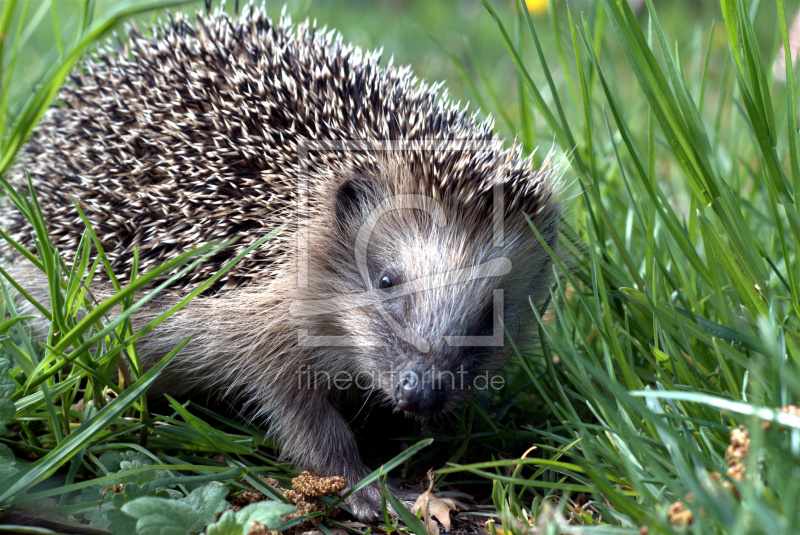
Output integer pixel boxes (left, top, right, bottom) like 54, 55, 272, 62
103, 508, 138, 535
96, 452, 125, 475
0, 355, 16, 399
0, 399, 14, 434
235, 501, 296, 530
116, 452, 169, 486
0, 444, 19, 482
179, 483, 229, 524
206, 501, 296, 535
120, 497, 206, 535
204, 509, 241, 535
87, 482, 228, 535
85, 482, 166, 533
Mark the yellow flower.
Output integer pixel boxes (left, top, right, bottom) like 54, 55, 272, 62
523, 0, 549, 16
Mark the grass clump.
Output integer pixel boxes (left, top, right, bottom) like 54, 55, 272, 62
456, 0, 800, 533
1, 0, 800, 534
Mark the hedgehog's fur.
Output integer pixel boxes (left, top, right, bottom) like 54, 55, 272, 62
5, 3, 560, 522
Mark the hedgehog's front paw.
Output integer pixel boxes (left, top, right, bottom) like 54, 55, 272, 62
345, 484, 383, 523
344, 484, 419, 524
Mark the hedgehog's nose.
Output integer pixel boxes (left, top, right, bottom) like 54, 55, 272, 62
395, 368, 446, 417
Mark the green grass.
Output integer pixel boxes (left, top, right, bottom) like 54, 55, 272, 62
1, 0, 800, 534
473, 0, 800, 533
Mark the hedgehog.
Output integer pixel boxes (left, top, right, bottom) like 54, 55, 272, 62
3, 3, 560, 521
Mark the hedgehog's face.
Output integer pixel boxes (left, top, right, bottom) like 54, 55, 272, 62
313, 171, 556, 418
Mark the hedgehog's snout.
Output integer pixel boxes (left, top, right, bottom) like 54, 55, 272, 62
394, 365, 449, 417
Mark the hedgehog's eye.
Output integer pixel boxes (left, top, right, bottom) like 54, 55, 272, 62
378, 274, 394, 290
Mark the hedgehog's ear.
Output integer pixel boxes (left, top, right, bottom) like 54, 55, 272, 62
334, 177, 376, 222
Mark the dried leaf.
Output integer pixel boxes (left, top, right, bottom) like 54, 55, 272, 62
427, 495, 456, 532
411, 470, 460, 534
